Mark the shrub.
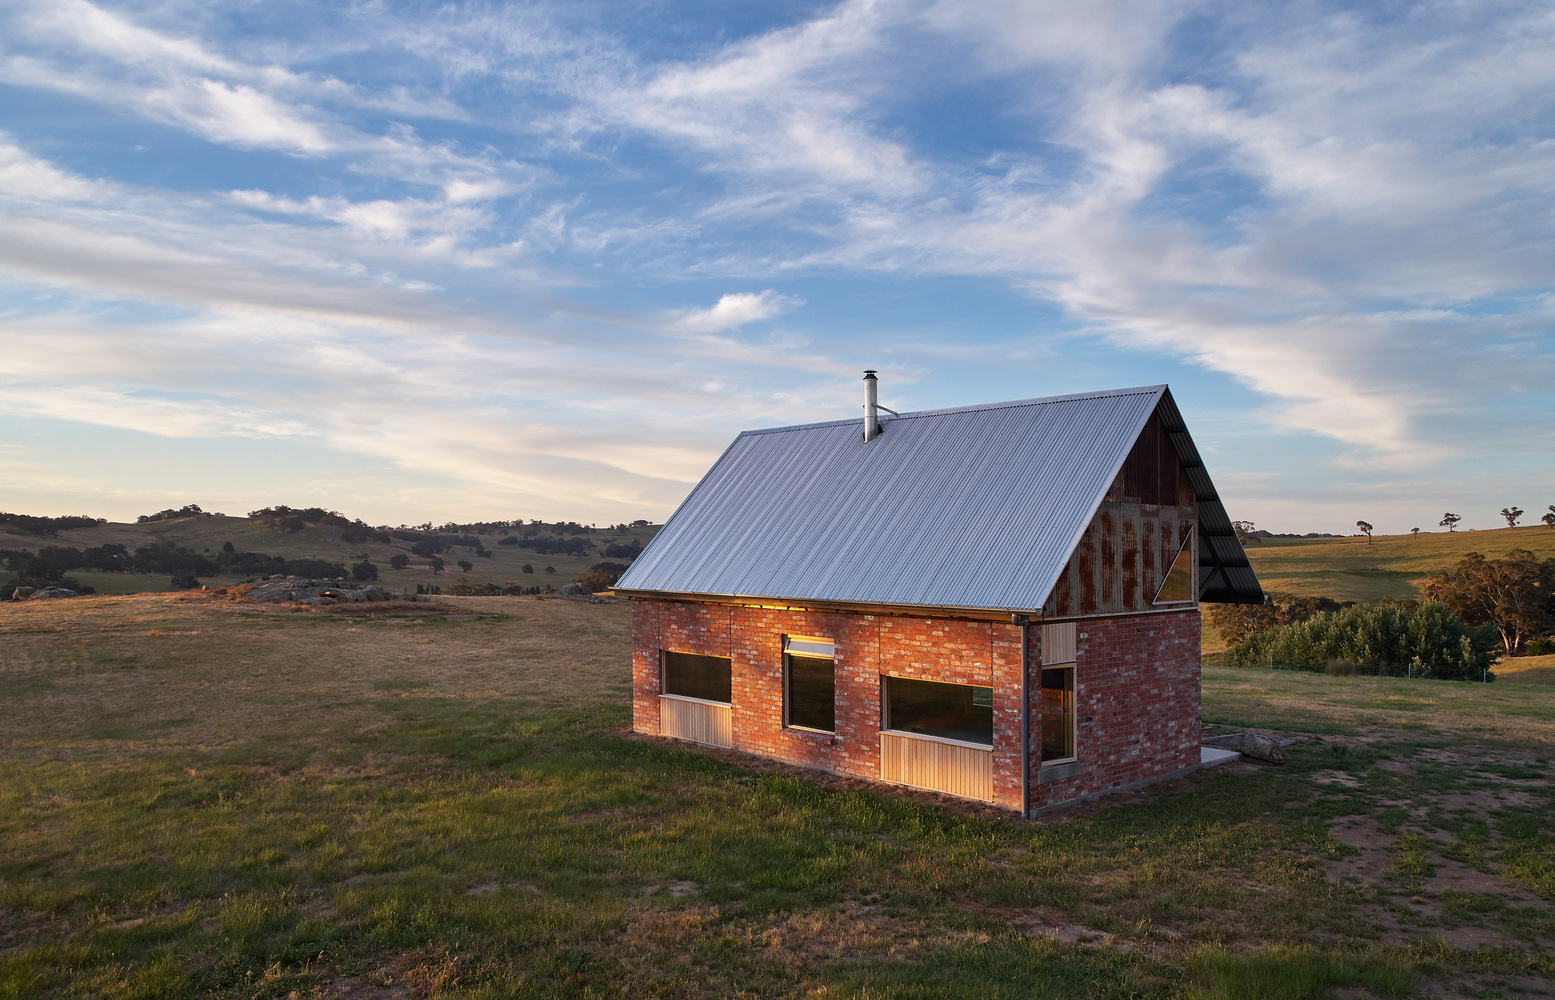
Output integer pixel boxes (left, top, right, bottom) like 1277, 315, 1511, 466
1226, 600, 1496, 681
1527, 636, 1555, 656
1206, 594, 1354, 646
170, 573, 200, 590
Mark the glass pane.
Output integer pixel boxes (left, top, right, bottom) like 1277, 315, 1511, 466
786, 637, 835, 657
1040, 667, 1075, 760
787, 654, 835, 731
662, 650, 731, 703
1154, 535, 1194, 603
886, 676, 993, 745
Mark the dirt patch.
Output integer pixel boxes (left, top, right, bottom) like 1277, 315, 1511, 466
1325, 817, 1395, 884
1425, 858, 1546, 905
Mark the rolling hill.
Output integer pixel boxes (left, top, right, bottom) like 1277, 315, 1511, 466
1243, 525, 1555, 603
0, 512, 662, 596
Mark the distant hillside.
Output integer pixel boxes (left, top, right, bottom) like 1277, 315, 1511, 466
0, 510, 661, 596
1245, 526, 1555, 603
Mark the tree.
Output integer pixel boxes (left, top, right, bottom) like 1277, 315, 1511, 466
430, 556, 445, 575
457, 559, 474, 573
352, 560, 378, 582
521, 563, 534, 574
1356, 520, 1373, 544
574, 562, 629, 591
221, 541, 235, 553
389, 553, 410, 570
1423, 549, 1555, 655
1411, 527, 1420, 539
544, 565, 556, 575
1544, 506, 1555, 528
1232, 520, 1260, 546
1440, 513, 1461, 532
1502, 507, 1524, 528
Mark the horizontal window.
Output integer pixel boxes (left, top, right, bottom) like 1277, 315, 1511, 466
884, 676, 993, 746
661, 650, 731, 704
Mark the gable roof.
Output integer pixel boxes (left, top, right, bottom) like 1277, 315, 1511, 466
614, 385, 1262, 614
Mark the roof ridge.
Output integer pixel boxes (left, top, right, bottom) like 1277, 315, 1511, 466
739, 384, 1168, 437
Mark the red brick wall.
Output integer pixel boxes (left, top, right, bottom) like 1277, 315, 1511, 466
1027, 609, 1201, 810
632, 599, 1200, 814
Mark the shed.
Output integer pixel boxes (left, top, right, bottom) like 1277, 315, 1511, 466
615, 382, 1262, 814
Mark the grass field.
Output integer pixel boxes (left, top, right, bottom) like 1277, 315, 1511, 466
0, 515, 661, 597
1244, 526, 1555, 604
2, 594, 1553, 998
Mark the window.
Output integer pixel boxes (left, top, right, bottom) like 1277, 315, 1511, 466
1154, 530, 1196, 604
884, 676, 993, 746
1040, 666, 1075, 762
784, 636, 835, 732
661, 650, 731, 703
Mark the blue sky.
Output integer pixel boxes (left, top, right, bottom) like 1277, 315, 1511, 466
1, 0, 1552, 533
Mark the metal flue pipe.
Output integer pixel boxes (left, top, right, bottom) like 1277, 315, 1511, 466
863, 370, 880, 442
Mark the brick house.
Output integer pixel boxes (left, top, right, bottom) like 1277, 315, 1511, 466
613, 380, 1263, 815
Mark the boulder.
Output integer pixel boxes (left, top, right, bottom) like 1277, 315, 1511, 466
11, 587, 38, 601
556, 583, 592, 598
1202, 731, 1290, 764
30, 587, 79, 600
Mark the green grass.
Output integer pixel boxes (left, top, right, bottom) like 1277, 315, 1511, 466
3, 596, 1554, 996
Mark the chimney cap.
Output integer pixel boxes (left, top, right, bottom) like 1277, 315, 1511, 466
863, 370, 877, 379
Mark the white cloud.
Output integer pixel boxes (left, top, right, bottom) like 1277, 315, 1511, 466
668, 290, 795, 333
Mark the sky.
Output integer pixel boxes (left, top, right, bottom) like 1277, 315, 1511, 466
1, 0, 1552, 534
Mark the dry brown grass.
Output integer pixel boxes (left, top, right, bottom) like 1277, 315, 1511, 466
0, 591, 632, 761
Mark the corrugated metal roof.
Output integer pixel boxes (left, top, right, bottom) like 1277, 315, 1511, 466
615, 385, 1263, 612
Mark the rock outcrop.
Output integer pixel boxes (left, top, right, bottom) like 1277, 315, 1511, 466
9, 586, 79, 601
242, 576, 411, 605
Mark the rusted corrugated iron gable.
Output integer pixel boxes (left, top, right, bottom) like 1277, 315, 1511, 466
1045, 410, 1200, 618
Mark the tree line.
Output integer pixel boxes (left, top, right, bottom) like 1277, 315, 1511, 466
0, 542, 353, 593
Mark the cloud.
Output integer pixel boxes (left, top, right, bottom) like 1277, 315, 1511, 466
668, 290, 795, 334
0, 0, 1552, 528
